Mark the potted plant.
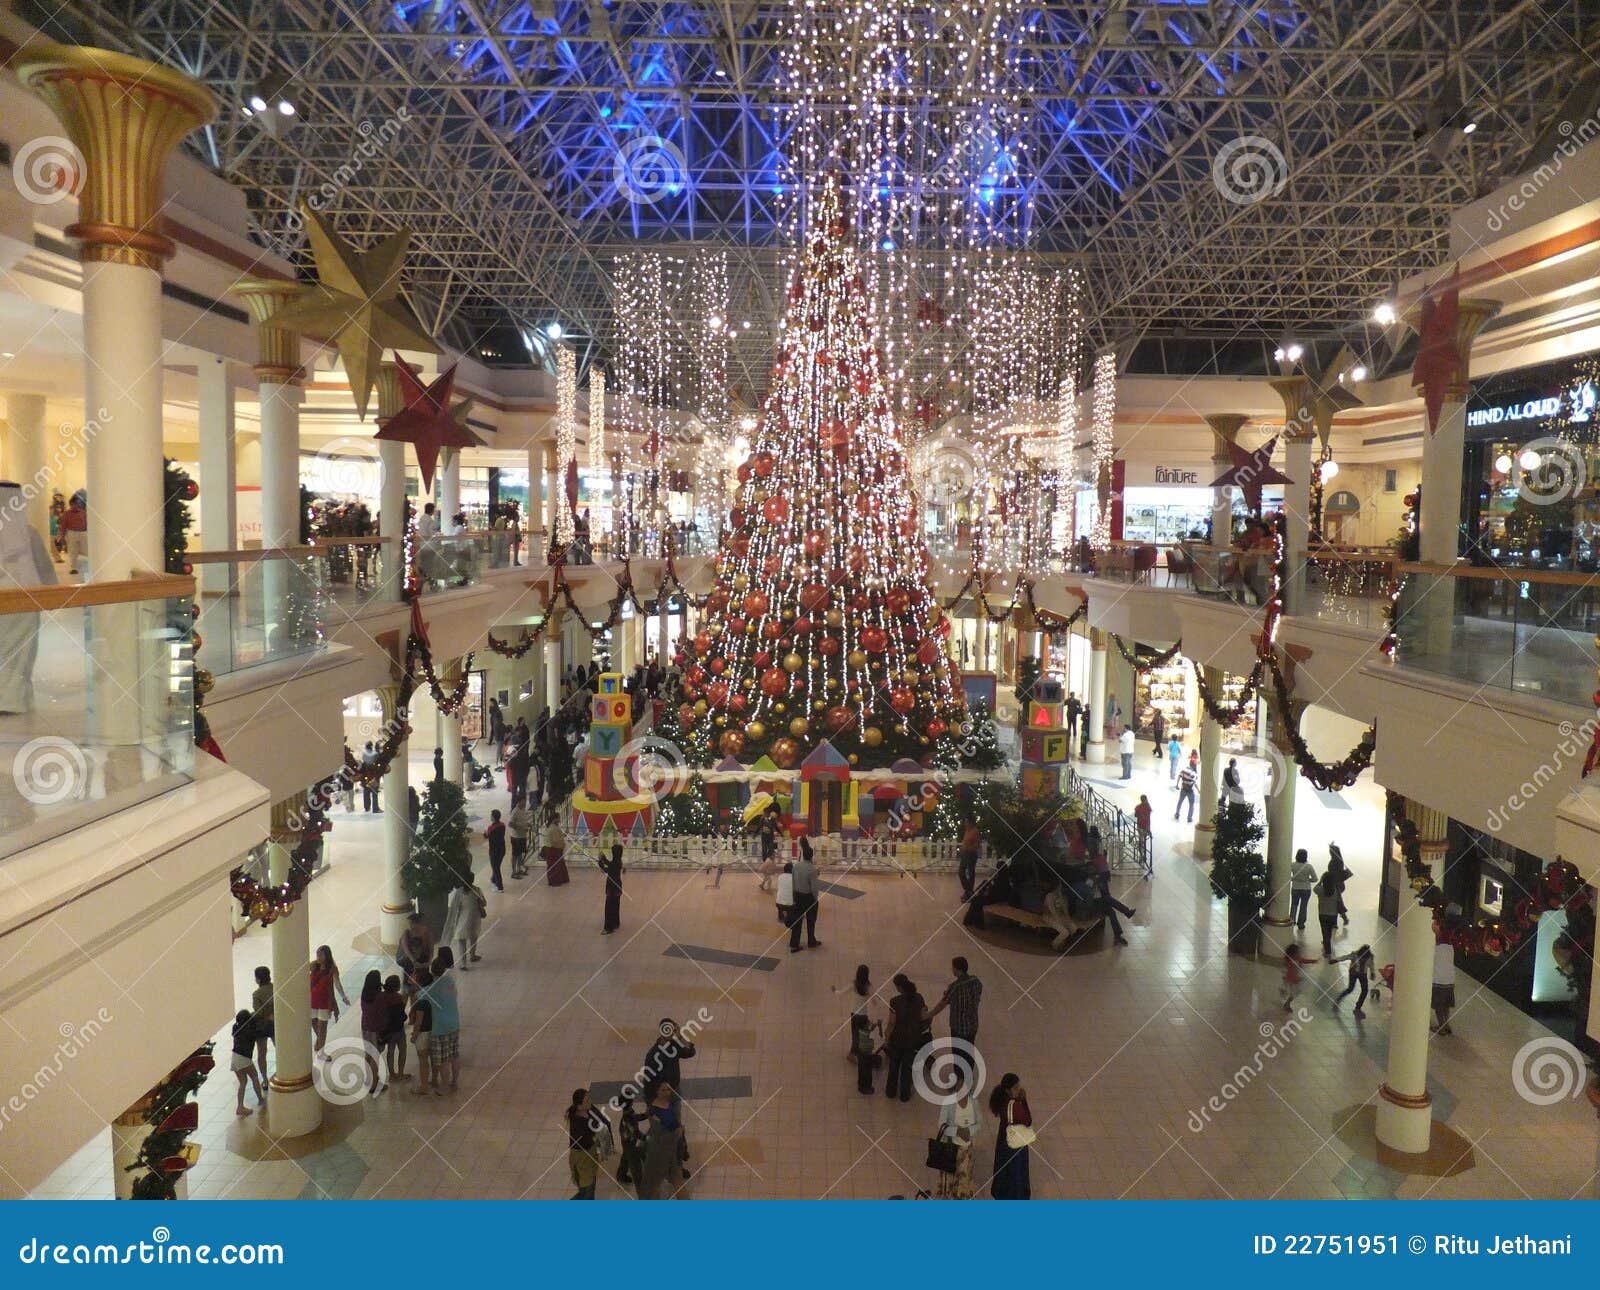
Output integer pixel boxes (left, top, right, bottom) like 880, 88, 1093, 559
1208, 798, 1267, 956
403, 776, 473, 938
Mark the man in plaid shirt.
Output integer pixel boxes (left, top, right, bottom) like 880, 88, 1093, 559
929, 956, 983, 1048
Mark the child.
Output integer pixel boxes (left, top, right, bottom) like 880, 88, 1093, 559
230, 1010, 266, 1116
382, 974, 410, 1082
850, 1012, 883, 1095
1280, 943, 1309, 1012
1332, 944, 1375, 1017
409, 967, 434, 1096
775, 861, 795, 927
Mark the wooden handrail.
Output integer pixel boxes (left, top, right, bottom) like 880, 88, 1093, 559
0, 572, 194, 615
311, 535, 394, 548
188, 546, 317, 563
1397, 561, 1600, 588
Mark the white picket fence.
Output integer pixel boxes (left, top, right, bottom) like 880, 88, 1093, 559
560, 832, 983, 875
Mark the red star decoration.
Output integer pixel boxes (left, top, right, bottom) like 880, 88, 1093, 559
1412, 274, 1461, 434
1210, 435, 1292, 515
373, 359, 475, 492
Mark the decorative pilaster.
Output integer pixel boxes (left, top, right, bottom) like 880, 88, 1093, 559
1261, 695, 1299, 934
1085, 627, 1108, 764
17, 43, 215, 579
1268, 377, 1316, 617
439, 658, 465, 788
232, 278, 304, 387
377, 681, 413, 947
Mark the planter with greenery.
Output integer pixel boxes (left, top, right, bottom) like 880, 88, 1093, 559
1208, 798, 1268, 956
403, 776, 473, 938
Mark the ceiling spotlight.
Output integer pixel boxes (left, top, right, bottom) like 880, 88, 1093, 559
0, 351, 13, 359
707, 315, 723, 331
1519, 448, 1542, 471
1461, 120, 1478, 135
1349, 364, 1368, 382
1285, 343, 1303, 362
544, 321, 564, 340
1372, 302, 1396, 325
247, 92, 268, 113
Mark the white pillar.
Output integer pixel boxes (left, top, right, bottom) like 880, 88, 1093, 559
1203, 414, 1248, 547
83, 262, 165, 578
1377, 802, 1444, 1154
544, 443, 560, 547
3, 392, 49, 544
439, 447, 461, 525
1085, 628, 1107, 763
1262, 697, 1297, 933
1195, 665, 1223, 840
380, 441, 406, 601
196, 358, 236, 597
545, 630, 562, 713
379, 683, 412, 947
266, 816, 322, 1138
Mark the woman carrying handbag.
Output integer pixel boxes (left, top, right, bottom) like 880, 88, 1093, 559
989, 1073, 1034, 1200
931, 1089, 981, 1199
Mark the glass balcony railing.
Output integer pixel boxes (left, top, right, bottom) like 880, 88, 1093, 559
1391, 562, 1598, 708
314, 536, 402, 611
1305, 547, 1399, 630
192, 549, 328, 675
0, 574, 196, 861
415, 533, 483, 593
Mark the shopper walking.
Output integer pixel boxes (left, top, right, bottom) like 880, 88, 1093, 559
989, 1074, 1033, 1200
484, 809, 507, 892
441, 877, 486, 967
1333, 944, 1375, 1017
566, 1089, 600, 1199
1174, 760, 1198, 823
230, 1011, 266, 1116
507, 793, 533, 879
927, 956, 982, 1053
308, 945, 349, 1061
1432, 938, 1457, 1035
933, 1089, 981, 1200
1133, 795, 1153, 876
1118, 726, 1135, 779
1289, 849, 1317, 931
883, 973, 929, 1103
1315, 870, 1341, 958
249, 964, 274, 1085
1167, 734, 1181, 781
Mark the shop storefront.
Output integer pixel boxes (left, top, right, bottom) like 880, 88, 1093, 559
1463, 352, 1600, 570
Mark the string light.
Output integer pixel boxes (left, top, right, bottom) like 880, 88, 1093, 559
1091, 350, 1117, 548
555, 345, 577, 548
694, 251, 731, 535
588, 366, 606, 543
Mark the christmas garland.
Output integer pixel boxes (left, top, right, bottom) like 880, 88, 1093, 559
1109, 633, 1184, 672
485, 627, 544, 657
406, 631, 474, 715
229, 808, 329, 925
1394, 811, 1593, 960
1263, 652, 1376, 790
125, 1044, 214, 1200
1192, 656, 1267, 726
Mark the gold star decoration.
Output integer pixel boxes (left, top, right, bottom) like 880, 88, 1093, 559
268, 206, 437, 419
375, 360, 476, 492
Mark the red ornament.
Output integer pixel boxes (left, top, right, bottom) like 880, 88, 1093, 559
792, 616, 813, 636
926, 718, 947, 739
694, 631, 713, 656
688, 664, 706, 685
373, 360, 477, 493
762, 495, 791, 524
763, 554, 785, 576
817, 635, 841, 656
678, 704, 696, 728
798, 582, 830, 613
753, 451, 777, 478
824, 704, 854, 732
720, 730, 747, 757
885, 588, 911, 616
917, 639, 940, 666
770, 738, 800, 769
183, 479, 200, 501
861, 625, 889, 654
760, 667, 789, 697
754, 649, 772, 669
803, 531, 828, 558
762, 619, 786, 640
709, 657, 726, 675
730, 693, 748, 715
737, 462, 752, 484
707, 680, 730, 707
728, 615, 747, 636
889, 687, 915, 714
743, 589, 770, 617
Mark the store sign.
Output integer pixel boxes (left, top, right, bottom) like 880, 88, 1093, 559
1466, 376, 1597, 430
1152, 465, 1202, 485
1123, 462, 1208, 487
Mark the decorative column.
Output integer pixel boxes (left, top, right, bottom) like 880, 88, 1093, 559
1268, 377, 1315, 617
234, 278, 305, 628
438, 447, 461, 526
18, 45, 216, 578
440, 658, 464, 788
195, 358, 235, 600
544, 441, 560, 550
1261, 694, 1298, 935
2, 393, 50, 544
1406, 296, 1502, 567
375, 361, 409, 602
1195, 665, 1224, 841
266, 792, 322, 1138
545, 612, 563, 713
378, 681, 413, 948
1377, 800, 1446, 1154
1203, 413, 1248, 545
1085, 627, 1108, 764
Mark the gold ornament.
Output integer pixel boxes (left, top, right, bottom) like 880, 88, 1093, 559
825, 610, 844, 628
194, 666, 215, 697
789, 717, 810, 737
746, 720, 767, 741
264, 208, 438, 419
826, 677, 841, 691
863, 726, 884, 747
783, 651, 803, 672
848, 649, 867, 668
693, 699, 707, 715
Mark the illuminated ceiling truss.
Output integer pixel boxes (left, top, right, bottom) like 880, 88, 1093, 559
66, 0, 1592, 402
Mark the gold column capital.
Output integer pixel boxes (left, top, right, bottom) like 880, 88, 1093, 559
375, 359, 419, 424
232, 278, 305, 385
16, 42, 217, 271
1268, 376, 1319, 443
270, 788, 311, 846
1203, 412, 1251, 459
375, 681, 410, 723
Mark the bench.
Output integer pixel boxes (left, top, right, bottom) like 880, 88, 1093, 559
983, 903, 1052, 931
981, 901, 1105, 952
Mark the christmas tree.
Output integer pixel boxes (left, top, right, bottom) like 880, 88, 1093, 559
683, 176, 965, 770
403, 777, 473, 901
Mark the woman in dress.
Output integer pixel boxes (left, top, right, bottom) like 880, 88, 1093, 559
566, 1088, 600, 1199
935, 1088, 981, 1199
640, 1082, 687, 1200
358, 969, 388, 1096
883, 973, 929, 1102
308, 945, 349, 1061
989, 1072, 1033, 1200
